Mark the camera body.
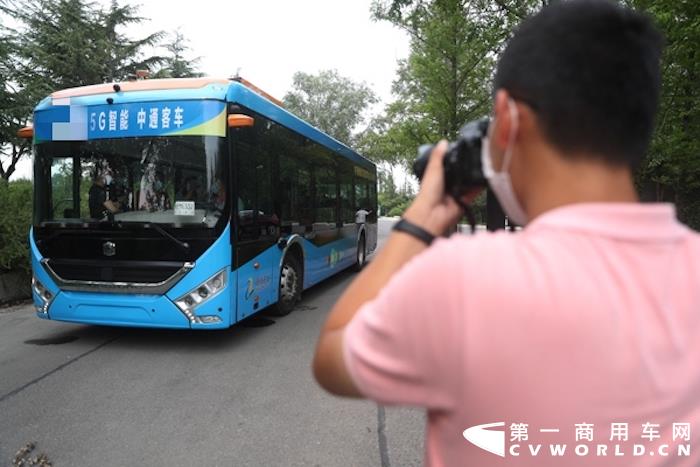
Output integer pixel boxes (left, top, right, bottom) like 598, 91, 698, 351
413, 118, 490, 199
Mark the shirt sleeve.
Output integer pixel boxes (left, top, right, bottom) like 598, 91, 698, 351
342, 237, 466, 411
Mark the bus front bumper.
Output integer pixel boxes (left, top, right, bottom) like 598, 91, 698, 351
42, 290, 229, 330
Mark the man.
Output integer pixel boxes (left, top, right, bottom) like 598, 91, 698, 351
355, 206, 371, 224
88, 172, 121, 219
313, 1, 700, 466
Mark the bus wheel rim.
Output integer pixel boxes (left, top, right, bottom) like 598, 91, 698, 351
280, 263, 298, 302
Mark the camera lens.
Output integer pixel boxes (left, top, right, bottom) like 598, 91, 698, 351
413, 145, 434, 181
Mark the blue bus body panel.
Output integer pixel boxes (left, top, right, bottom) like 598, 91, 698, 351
232, 230, 357, 319
30, 228, 61, 298
302, 232, 357, 288
164, 224, 234, 329
31, 226, 234, 329
235, 246, 279, 321
164, 225, 232, 298
49, 292, 189, 329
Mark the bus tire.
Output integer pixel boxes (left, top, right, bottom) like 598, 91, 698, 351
354, 234, 366, 271
271, 255, 302, 316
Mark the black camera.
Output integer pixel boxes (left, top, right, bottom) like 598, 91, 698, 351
413, 118, 489, 199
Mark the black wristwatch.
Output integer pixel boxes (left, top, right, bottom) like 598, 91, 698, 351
392, 218, 435, 245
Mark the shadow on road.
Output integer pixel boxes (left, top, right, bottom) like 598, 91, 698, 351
295, 267, 357, 303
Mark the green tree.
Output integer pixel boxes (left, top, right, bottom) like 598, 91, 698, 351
629, 0, 700, 229
0, 22, 33, 180
377, 167, 415, 216
283, 69, 378, 146
10, 0, 164, 91
153, 30, 202, 79
0, 0, 167, 180
363, 0, 547, 219
369, 0, 700, 229
366, 0, 544, 166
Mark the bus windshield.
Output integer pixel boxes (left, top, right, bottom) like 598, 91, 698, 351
34, 135, 228, 227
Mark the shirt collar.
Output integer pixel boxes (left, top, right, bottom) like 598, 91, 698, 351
525, 203, 688, 241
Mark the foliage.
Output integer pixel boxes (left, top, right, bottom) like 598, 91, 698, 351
377, 167, 415, 216
283, 69, 378, 147
9, 0, 164, 90
0, 0, 168, 181
370, 0, 700, 228
629, 0, 700, 229
0, 24, 32, 180
362, 0, 546, 217
153, 30, 203, 79
365, 0, 545, 166
0, 179, 32, 272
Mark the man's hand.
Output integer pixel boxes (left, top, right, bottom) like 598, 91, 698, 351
104, 200, 121, 213
403, 141, 479, 236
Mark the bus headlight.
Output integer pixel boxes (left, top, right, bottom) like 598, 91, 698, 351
32, 276, 54, 314
174, 269, 227, 323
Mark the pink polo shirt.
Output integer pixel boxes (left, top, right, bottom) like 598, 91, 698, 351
343, 203, 700, 466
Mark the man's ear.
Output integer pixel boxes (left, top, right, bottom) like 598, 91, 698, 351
492, 89, 513, 152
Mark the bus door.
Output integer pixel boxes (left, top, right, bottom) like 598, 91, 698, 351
235, 230, 276, 321
234, 138, 278, 321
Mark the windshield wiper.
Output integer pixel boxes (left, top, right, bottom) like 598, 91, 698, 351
36, 229, 66, 247
137, 222, 190, 253
36, 222, 94, 246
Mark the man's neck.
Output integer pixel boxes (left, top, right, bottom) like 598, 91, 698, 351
524, 150, 639, 221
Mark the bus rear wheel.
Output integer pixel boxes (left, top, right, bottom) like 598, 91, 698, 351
271, 255, 302, 316
354, 234, 366, 271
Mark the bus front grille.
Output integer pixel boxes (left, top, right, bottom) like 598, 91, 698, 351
41, 259, 195, 295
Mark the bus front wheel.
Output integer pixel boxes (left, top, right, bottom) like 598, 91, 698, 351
271, 255, 302, 316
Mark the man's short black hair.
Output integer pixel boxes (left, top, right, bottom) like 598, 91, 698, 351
493, 0, 663, 168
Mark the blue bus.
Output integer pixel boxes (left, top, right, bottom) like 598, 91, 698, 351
27, 77, 377, 329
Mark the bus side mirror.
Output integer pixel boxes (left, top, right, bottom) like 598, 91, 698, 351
17, 126, 33, 139
228, 114, 254, 128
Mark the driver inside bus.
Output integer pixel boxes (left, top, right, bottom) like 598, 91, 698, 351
89, 171, 121, 219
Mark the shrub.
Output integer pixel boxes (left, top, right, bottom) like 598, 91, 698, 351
0, 179, 33, 273
379, 191, 415, 217
677, 190, 700, 231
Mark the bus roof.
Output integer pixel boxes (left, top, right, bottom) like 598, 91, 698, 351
50, 77, 230, 99
35, 78, 376, 171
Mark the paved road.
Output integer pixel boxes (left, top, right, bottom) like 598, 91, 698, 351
0, 219, 425, 467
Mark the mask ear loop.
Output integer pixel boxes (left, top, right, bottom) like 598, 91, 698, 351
501, 99, 519, 173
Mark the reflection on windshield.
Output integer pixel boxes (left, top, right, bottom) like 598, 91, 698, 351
35, 136, 228, 227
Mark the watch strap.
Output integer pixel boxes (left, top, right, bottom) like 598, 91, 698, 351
392, 218, 435, 245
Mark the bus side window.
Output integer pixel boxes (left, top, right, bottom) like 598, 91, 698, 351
369, 182, 377, 220
314, 164, 336, 227
355, 179, 368, 211
298, 168, 312, 228
278, 149, 312, 235
236, 115, 276, 242
339, 161, 354, 225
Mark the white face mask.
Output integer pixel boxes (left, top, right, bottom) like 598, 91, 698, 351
480, 99, 528, 226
